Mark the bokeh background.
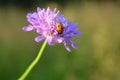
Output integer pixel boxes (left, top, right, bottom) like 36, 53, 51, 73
0, 0, 120, 80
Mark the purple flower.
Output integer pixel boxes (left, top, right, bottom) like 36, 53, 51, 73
23, 7, 81, 52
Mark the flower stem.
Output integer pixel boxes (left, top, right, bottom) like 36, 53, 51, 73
18, 40, 47, 80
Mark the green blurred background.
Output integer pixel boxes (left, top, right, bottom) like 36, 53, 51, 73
0, 0, 120, 80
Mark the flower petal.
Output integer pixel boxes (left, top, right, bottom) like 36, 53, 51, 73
36, 28, 43, 34
57, 39, 63, 43
63, 41, 71, 52
22, 25, 33, 31
46, 7, 50, 15
74, 31, 82, 35
56, 37, 64, 43
47, 36, 54, 45
69, 39, 78, 49
27, 13, 40, 25
37, 7, 41, 12
35, 36, 44, 42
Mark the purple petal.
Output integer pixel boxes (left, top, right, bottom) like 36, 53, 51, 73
37, 7, 41, 12
46, 7, 50, 15
69, 40, 78, 49
63, 41, 71, 52
22, 25, 33, 31
53, 8, 57, 13
35, 36, 44, 42
36, 29, 43, 34
57, 39, 62, 43
74, 31, 82, 35
26, 13, 32, 19
56, 37, 64, 43
27, 13, 39, 25
47, 36, 54, 45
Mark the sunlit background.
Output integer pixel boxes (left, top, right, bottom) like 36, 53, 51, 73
0, 0, 120, 80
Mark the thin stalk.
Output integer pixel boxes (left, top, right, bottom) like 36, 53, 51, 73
18, 40, 47, 80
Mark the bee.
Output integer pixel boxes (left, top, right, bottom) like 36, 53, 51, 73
56, 22, 64, 34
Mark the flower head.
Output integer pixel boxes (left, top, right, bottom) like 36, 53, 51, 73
23, 7, 81, 52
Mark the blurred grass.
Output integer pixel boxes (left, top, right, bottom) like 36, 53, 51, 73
0, 2, 120, 80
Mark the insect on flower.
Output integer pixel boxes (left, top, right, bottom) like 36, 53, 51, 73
56, 22, 64, 34
22, 7, 82, 52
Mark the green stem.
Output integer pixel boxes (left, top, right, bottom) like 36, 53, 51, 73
18, 40, 47, 80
